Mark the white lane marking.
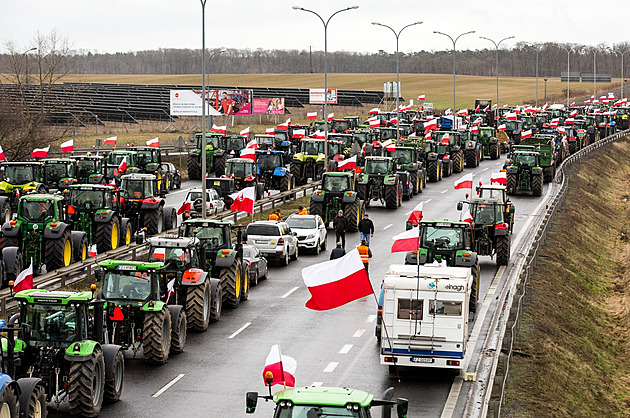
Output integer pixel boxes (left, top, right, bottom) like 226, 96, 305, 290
339, 344, 353, 354
323, 362, 339, 373
425, 199, 432, 203
353, 329, 366, 338
228, 322, 251, 339
281, 286, 300, 298
481, 167, 489, 172
495, 161, 502, 165
365, 315, 376, 323
152, 374, 185, 398
312, 382, 323, 387
383, 224, 393, 230
441, 189, 449, 194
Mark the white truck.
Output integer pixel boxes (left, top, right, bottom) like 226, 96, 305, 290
380, 264, 473, 371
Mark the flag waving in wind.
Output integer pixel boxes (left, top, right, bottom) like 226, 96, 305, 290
407, 201, 423, 226
454, 173, 473, 190
31, 146, 50, 159
61, 139, 74, 153
229, 186, 255, 214
262, 345, 297, 387
391, 227, 420, 253
13, 260, 34, 293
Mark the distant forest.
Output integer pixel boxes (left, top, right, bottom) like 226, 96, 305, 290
63, 42, 629, 79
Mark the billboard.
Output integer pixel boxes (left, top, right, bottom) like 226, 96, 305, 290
169, 89, 253, 116
309, 88, 338, 105
252, 98, 285, 115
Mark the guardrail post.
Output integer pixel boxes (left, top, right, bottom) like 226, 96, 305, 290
86, 264, 92, 281
1, 298, 5, 316
132, 247, 137, 260
60, 274, 66, 288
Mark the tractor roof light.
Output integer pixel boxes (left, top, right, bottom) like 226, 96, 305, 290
264, 371, 274, 384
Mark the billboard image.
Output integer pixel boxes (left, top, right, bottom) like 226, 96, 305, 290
309, 88, 338, 105
252, 98, 285, 115
170, 89, 252, 116
170, 89, 220, 116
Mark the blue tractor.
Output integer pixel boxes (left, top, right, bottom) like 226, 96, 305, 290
255, 150, 293, 193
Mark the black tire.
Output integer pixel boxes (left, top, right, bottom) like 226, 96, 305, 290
0, 383, 18, 418
279, 174, 290, 192
68, 347, 105, 417
496, 235, 510, 266
309, 200, 323, 218
290, 245, 298, 261
240, 268, 249, 301
532, 174, 543, 197
315, 164, 324, 180
222, 260, 242, 308
428, 160, 439, 182
250, 269, 259, 287
104, 350, 124, 403
169, 307, 187, 354
443, 161, 452, 177
290, 164, 304, 186
45, 229, 72, 270
74, 233, 88, 262
470, 263, 480, 313
465, 150, 477, 168
213, 154, 226, 176
142, 307, 172, 364
344, 199, 360, 232
95, 217, 120, 253
20, 381, 46, 418
144, 206, 164, 235
452, 151, 463, 173
356, 183, 366, 200
384, 184, 398, 209
506, 173, 517, 194
119, 218, 133, 246
490, 143, 500, 160
186, 281, 211, 332
569, 141, 577, 155
163, 207, 177, 231
408, 170, 419, 194
187, 153, 200, 180
1, 201, 10, 225
210, 283, 222, 322
1, 247, 21, 288
280, 251, 289, 266
321, 237, 327, 250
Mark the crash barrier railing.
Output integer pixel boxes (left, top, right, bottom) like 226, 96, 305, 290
0, 180, 321, 315
472, 129, 630, 418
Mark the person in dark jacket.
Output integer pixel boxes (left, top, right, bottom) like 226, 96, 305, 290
358, 213, 375, 246
329, 242, 346, 260
332, 210, 348, 249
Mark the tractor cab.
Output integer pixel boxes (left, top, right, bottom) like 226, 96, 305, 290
120, 173, 162, 200
43, 158, 78, 190
226, 158, 255, 179
67, 185, 114, 213
71, 154, 105, 184
225, 136, 247, 158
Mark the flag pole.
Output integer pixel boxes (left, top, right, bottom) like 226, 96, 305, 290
277, 343, 287, 390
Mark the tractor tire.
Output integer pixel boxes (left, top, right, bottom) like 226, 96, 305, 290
73, 233, 88, 262
213, 155, 226, 176
1, 201, 10, 225
104, 349, 124, 403
1, 247, 21, 288
569, 141, 577, 155
279, 175, 290, 192
490, 143, 500, 160
45, 229, 72, 271
470, 263, 480, 314
384, 184, 399, 209
532, 174, 543, 197
221, 260, 242, 309
68, 346, 105, 417
19, 381, 46, 418
428, 161, 439, 182
356, 183, 366, 200
452, 151, 463, 173
119, 218, 133, 246
187, 153, 200, 180
496, 235, 511, 266
142, 307, 172, 364
408, 170, 419, 194
95, 218, 120, 254
465, 150, 477, 168
506, 173, 517, 194
290, 164, 304, 186
0, 379, 18, 418
315, 164, 324, 181
163, 207, 177, 231
309, 201, 323, 218
240, 268, 249, 301
168, 306, 187, 354
344, 199, 360, 232
443, 161, 452, 177
186, 281, 211, 332
210, 282, 223, 322
144, 206, 164, 236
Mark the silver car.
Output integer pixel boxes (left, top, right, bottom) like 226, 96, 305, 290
245, 221, 298, 266
286, 214, 327, 255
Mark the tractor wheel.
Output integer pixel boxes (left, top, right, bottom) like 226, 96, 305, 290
315, 164, 324, 181
532, 174, 543, 197
186, 280, 211, 332
443, 161, 452, 177
45, 229, 72, 271
408, 170, 419, 194
1, 247, 21, 288
210, 283, 223, 322
356, 183, 366, 200
168, 306, 187, 354
221, 260, 241, 308
68, 346, 105, 417
0, 379, 18, 418
569, 141, 577, 155
309, 201, 323, 218
465, 150, 477, 168
20, 381, 46, 418
119, 218, 133, 246
384, 184, 398, 209
163, 207, 177, 231
95, 218, 120, 253
187, 153, 200, 180
279, 175, 290, 192
142, 307, 171, 364
490, 143, 500, 160
240, 268, 249, 301
73, 233, 88, 262
290, 164, 304, 186
104, 349, 124, 403
344, 199, 360, 232
1, 201, 10, 225
496, 235, 511, 266
428, 161, 439, 182
213, 155, 226, 176
470, 263, 480, 314
452, 151, 463, 173
144, 206, 164, 235
506, 173, 517, 195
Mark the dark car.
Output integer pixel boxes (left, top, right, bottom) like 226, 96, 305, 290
161, 162, 182, 190
242, 244, 268, 286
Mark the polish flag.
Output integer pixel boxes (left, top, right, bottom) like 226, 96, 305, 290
31, 146, 50, 159
514, 108, 521, 115
407, 201, 423, 225
471, 125, 479, 134
312, 130, 326, 139
505, 112, 517, 121
570, 101, 576, 107
13, 260, 33, 293
490, 171, 507, 185
246, 139, 258, 150
550, 118, 560, 128
338, 155, 357, 170
542, 103, 549, 111
307, 112, 317, 119
569, 110, 578, 117
388, 117, 398, 125
463, 210, 473, 223
327, 113, 334, 121
381, 139, 394, 151
230, 186, 255, 214
457, 109, 469, 116
240, 127, 250, 137
61, 139, 74, 153
240, 148, 256, 160
608, 92, 615, 99
521, 129, 533, 139
440, 133, 451, 144
291, 129, 306, 139
146, 137, 159, 148
418, 95, 425, 101
391, 227, 419, 253
454, 173, 473, 190
118, 156, 127, 173
584, 100, 591, 105
368, 108, 380, 114
472, 117, 482, 126
211, 124, 227, 134
557, 126, 566, 134
276, 122, 289, 131
152, 247, 166, 260
104, 136, 117, 145
177, 201, 191, 215
301, 249, 372, 310
368, 117, 380, 129
0, 146, 5, 161
474, 105, 480, 113
444, 108, 452, 115
593, 100, 600, 104
564, 118, 575, 125
88, 244, 98, 258
262, 345, 297, 387
493, 104, 498, 109
498, 124, 507, 131
166, 278, 176, 303
266, 128, 275, 134
484, 105, 490, 112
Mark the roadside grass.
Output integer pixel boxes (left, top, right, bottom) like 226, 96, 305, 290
502, 138, 630, 417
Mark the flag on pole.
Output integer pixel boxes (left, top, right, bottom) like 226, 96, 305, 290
104, 136, 117, 145
471, 125, 479, 134
166, 278, 176, 303
240, 148, 256, 160
337, 155, 357, 170
240, 127, 250, 137
88, 244, 97, 258
301, 249, 372, 311
368, 108, 380, 114
550, 118, 560, 128
146, 137, 159, 148
391, 227, 419, 253
454, 173, 473, 190
118, 156, 128, 173
505, 112, 517, 121
13, 260, 34, 293
307, 112, 317, 119
276, 122, 289, 131
368, 117, 380, 129
418, 94, 425, 101
490, 171, 507, 185
177, 201, 191, 215
291, 129, 306, 139
152, 247, 166, 260
463, 210, 473, 223
31, 146, 50, 159
521, 129, 533, 139
327, 113, 334, 121
229, 186, 255, 214
497, 124, 507, 131
61, 139, 74, 153
246, 139, 258, 150
262, 344, 297, 387
407, 201, 423, 225
266, 127, 275, 134
211, 124, 227, 134
564, 118, 575, 125
0, 146, 6, 161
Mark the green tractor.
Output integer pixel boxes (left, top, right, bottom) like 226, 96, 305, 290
71, 154, 106, 184
356, 156, 402, 209
505, 150, 544, 196
386, 145, 427, 195
42, 158, 78, 191
104, 150, 142, 186
422, 138, 444, 182
187, 132, 228, 180
477, 126, 501, 160
310, 172, 364, 232
520, 135, 556, 183
0, 162, 47, 222
12, 288, 125, 416
291, 138, 326, 185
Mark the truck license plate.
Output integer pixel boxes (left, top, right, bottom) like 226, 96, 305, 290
410, 357, 433, 364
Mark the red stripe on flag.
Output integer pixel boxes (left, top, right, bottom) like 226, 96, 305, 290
304, 269, 372, 311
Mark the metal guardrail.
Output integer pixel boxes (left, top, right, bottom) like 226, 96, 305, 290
0, 180, 320, 315
478, 129, 630, 417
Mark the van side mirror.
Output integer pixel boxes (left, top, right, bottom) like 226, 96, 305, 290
396, 398, 409, 418
246, 392, 258, 414
457, 202, 463, 211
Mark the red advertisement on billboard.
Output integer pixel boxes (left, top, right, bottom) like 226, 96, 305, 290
252, 98, 285, 115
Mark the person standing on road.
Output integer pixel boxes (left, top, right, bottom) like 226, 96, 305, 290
332, 210, 348, 249
358, 213, 375, 246
357, 239, 372, 275
329, 242, 346, 260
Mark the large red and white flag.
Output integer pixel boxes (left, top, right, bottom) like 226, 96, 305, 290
0, 146, 5, 161
177, 201, 191, 216
569, 110, 578, 117
407, 201, 423, 225
230, 186, 255, 214
211, 124, 227, 134
276, 121, 289, 131
472, 117, 482, 126
557, 126, 566, 134
307, 111, 317, 119
118, 156, 127, 173
152, 247, 166, 260
381, 139, 395, 152
301, 249, 372, 311
104, 136, 117, 145
291, 129, 306, 139
584, 100, 591, 105
418, 94, 425, 101
337, 155, 357, 170
240, 127, 250, 137
13, 260, 33, 293
88, 244, 98, 258
497, 124, 507, 131
454, 173, 473, 190
564, 118, 575, 125
312, 130, 326, 139
262, 345, 297, 387
490, 171, 507, 185
542, 103, 549, 111
368, 108, 380, 114
505, 112, 517, 121
265, 127, 275, 134
391, 227, 419, 253
550, 118, 560, 128
246, 139, 258, 150
146, 137, 159, 148
31, 146, 50, 159
457, 109, 469, 116
440, 133, 451, 144
463, 210, 473, 223
61, 139, 74, 153
240, 148, 256, 161
368, 117, 380, 129
327, 113, 334, 121
521, 129, 532, 139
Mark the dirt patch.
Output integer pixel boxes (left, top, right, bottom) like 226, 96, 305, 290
502, 138, 630, 417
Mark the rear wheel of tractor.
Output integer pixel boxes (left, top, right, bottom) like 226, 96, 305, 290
490, 143, 500, 160
163, 207, 177, 230
145, 206, 164, 235
104, 350, 124, 403
428, 161, 439, 182
496, 235, 510, 266
315, 164, 324, 181
452, 151, 463, 173
142, 307, 171, 364
95, 218, 120, 253
290, 164, 304, 186
409, 170, 419, 194
356, 183, 366, 200
119, 218, 132, 246
68, 346, 105, 417
309, 201, 323, 218
240, 268, 249, 301
1, 247, 21, 288
279, 174, 290, 192
74, 234, 88, 262
187, 153, 200, 180
1, 202, 10, 225
0, 381, 18, 418
465, 150, 477, 168
45, 230, 72, 270
186, 281, 211, 331
21, 382, 46, 418
169, 308, 187, 354
506, 173, 517, 194
222, 261, 241, 308
384, 184, 398, 209
213, 155, 226, 176
210, 283, 223, 322
344, 199, 360, 232
532, 174, 543, 197
569, 142, 577, 155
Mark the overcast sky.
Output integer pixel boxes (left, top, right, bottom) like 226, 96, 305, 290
2, 1, 627, 55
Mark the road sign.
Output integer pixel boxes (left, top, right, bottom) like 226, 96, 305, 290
174, 136, 186, 152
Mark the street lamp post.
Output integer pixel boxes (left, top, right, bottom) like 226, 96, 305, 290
200, 0, 209, 218
619, 50, 629, 98
22, 47, 37, 86
433, 30, 475, 127
561, 46, 571, 107
293, 5, 359, 171
480, 36, 514, 112
544, 77, 548, 104
372, 21, 423, 141
593, 48, 597, 99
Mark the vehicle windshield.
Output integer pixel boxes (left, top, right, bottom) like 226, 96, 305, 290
505, 121, 518, 131
226, 161, 253, 177
478, 188, 505, 201
121, 179, 154, 199
353, 132, 368, 146
107, 153, 133, 167
379, 129, 396, 141
424, 142, 434, 153
226, 137, 246, 151
135, 150, 154, 167
196, 134, 223, 150
437, 144, 449, 155
21, 200, 54, 222
332, 120, 350, 131
276, 405, 360, 418
70, 190, 107, 210
328, 142, 343, 155
2, 165, 36, 184
365, 159, 389, 174
76, 160, 98, 178
323, 175, 349, 192
45, 163, 72, 182
421, 226, 465, 250
514, 154, 536, 166
480, 128, 494, 139
23, 303, 78, 343
286, 217, 317, 229
471, 203, 504, 224
257, 154, 283, 170
149, 246, 190, 268
102, 270, 152, 301
394, 149, 413, 163
301, 141, 324, 155
183, 226, 225, 248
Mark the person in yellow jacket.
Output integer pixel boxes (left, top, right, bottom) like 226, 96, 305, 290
357, 239, 373, 275
298, 206, 308, 215
268, 211, 279, 221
